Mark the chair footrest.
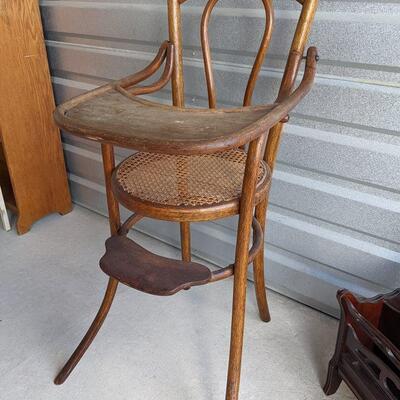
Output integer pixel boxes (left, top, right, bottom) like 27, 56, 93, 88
99, 236, 212, 296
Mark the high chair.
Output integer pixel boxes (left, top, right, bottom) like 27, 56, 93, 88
54, 1, 319, 398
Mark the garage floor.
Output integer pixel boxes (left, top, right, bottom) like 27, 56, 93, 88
0, 205, 355, 400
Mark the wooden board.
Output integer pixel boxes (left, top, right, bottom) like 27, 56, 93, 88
0, 0, 71, 234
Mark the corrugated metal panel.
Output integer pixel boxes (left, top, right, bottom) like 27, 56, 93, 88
40, 0, 400, 316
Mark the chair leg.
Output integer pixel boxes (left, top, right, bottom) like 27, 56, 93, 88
180, 221, 191, 262
253, 197, 271, 322
225, 269, 248, 400
226, 137, 265, 400
54, 277, 118, 385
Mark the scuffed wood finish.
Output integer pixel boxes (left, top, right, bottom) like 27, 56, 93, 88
100, 235, 212, 295
54, 48, 317, 155
0, 0, 71, 234
55, 87, 274, 155
53, 0, 319, 397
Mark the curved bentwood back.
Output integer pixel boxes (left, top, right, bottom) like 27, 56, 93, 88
168, 0, 317, 110
201, 0, 273, 108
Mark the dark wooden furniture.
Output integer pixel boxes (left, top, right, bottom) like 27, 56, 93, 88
0, 1, 72, 234
53, 0, 319, 398
324, 289, 400, 400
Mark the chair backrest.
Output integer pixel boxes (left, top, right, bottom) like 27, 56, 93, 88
167, 0, 318, 109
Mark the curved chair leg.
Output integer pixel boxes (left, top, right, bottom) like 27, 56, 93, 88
54, 277, 119, 385
253, 197, 271, 322
180, 221, 191, 262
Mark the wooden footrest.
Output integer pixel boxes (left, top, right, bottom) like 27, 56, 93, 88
100, 236, 212, 296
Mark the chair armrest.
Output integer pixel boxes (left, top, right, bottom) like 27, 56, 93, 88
53, 46, 317, 155
55, 41, 173, 118
115, 41, 174, 97
249, 46, 318, 134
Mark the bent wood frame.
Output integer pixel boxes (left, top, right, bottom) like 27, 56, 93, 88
54, 0, 319, 398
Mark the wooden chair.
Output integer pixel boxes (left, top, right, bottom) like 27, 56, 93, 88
53, 0, 319, 398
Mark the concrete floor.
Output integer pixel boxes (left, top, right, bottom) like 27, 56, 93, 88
0, 206, 355, 400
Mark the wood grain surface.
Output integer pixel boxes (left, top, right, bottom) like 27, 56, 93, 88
0, 0, 71, 234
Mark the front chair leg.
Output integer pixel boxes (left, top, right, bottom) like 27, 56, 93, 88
226, 267, 248, 400
226, 137, 264, 400
253, 197, 271, 322
54, 277, 119, 385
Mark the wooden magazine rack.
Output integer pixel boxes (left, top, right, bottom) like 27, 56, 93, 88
324, 289, 400, 400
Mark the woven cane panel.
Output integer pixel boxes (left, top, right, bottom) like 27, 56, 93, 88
116, 150, 269, 207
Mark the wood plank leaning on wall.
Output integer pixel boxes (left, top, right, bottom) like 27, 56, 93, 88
0, 0, 72, 234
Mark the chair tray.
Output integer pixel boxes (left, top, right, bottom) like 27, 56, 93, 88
55, 87, 275, 154
100, 235, 212, 296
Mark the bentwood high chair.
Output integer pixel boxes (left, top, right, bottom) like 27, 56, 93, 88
53, 0, 319, 398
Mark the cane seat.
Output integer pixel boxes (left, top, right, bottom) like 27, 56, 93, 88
111, 148, 271, 221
